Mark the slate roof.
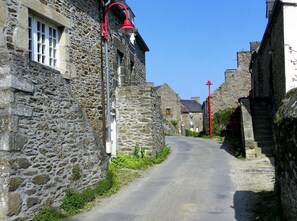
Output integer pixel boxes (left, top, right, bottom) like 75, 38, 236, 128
180, 99, 202, 113
153, 85, 162, 92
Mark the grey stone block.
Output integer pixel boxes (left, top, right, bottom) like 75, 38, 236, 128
0, 74, 34, 93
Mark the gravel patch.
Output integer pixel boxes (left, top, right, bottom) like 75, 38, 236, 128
230, 156, 275, 220
231, 156, 275, 191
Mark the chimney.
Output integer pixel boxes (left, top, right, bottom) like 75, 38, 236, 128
191, 97, 200, 103
266, 0, 275, 19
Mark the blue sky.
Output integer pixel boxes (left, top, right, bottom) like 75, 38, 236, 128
127, 0, 268, 102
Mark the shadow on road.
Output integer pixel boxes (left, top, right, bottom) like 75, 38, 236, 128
219, 141, 237, 157
233, 190, 281, 221
233, 191, 257, 220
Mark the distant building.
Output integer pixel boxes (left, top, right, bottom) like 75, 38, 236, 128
180, 98, 203, 134
154, 83, 181, 135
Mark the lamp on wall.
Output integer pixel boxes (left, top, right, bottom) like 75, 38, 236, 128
101, 2, 137, 41
101, 2, 138, 155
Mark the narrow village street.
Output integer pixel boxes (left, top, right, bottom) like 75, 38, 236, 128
67, 136, 274, 221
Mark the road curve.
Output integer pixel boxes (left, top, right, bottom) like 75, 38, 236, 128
67, 136, 239, 221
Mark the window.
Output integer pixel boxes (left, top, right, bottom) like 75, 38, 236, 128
28, 15, 59, 68
166, 108, 171, 116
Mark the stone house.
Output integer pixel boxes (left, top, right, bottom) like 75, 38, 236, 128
0, 0, 163, 220
154, 83, 181, 135
180, 98, 203, 134
250, 0, 297, 108
211, 51, 252, 114
247, 0, 297, 219
203, 51, 252, 134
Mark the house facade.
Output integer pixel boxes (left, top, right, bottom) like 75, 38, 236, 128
250, 0, 297, 108
180, 98, 203, 134
0, 0, 162, 220
154, 83, 181, 135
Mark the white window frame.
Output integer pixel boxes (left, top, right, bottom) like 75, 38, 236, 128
29, 14, 60, 69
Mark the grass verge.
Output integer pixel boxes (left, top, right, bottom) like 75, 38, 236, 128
33, 145, 171, 221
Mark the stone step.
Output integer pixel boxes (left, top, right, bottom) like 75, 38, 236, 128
253, 120, 273, 126
253, 113, 273, 119
253, 116, 273, 121
255, 140, 274, 147
253, 125, 273, 131
255, 143, 274, 156
252, 102, 274, 158
253, 110, 271, 115
254, 133, 273, 139
261, 146, 275, 156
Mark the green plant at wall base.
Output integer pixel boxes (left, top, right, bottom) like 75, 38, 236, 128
140, 148, 145, 158
33, 145, 171, 220
171, 120, 178, 128
212, 109, 233, 136
61, 170, 113, 215
133, 143, 141, 158
71, 165, 81, 181
33, 207, 64, 221
212, 107, 244, 158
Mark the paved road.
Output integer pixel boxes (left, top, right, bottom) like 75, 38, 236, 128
68, 136, 239, 221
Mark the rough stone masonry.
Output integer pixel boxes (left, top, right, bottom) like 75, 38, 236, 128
0, 0, 162, 220
274, 88, 297, 221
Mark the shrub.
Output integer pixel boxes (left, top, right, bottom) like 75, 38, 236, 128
213, 107, 244, 157
185, 129, 200, 137
213, 109, 234, 136
212, 107, 241, 139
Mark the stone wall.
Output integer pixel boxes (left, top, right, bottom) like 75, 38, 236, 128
0, 52, 108, 221
274, 88, 297, 221
0, 0, 150, 220
239, 98, 256, 159
116, 83, 164, 155
211, 51, 252, 115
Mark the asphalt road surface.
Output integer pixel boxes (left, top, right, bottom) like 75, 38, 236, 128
68, 136, 242, 221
